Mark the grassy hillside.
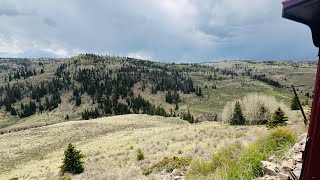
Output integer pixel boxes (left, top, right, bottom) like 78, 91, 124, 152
0, 56, 316, 132
0, 114, 267, 180
0, 56, 312, 179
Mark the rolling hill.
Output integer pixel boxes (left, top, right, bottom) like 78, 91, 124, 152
0, 55, 314, 179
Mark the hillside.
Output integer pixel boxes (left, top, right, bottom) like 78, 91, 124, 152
0, 56, 313, 179
0, 114, 267, 180
0, 55, 316, 133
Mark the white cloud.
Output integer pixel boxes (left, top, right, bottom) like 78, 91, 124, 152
127, 51, 154, 60
40, 48, 70, 57
0, 38, 24, 56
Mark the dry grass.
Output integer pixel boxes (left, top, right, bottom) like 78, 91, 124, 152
0, 114, 266, 180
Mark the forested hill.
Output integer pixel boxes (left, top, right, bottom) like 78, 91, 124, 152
0, 54, 204, 125
0, 55, 316, 133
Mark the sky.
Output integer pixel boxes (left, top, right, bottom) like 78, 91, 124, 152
0, 0, 318, 62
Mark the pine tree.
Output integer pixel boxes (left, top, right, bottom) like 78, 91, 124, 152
230, 101, 246, 125
76, 96, 81, 106
267, 107, 288, 128
165, 91, 173, 103
181, 110, 195, 123
257, 105, 270, 125
291, 96, 300, 110
151, 86, 157, 94
60, 143, 84, 174
175, 102, 179, 110
196, 86, 203, 97
10, 106, 17, 116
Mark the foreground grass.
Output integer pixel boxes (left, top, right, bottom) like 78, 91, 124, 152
0, 114, 265, 180
186, 127, 296, 180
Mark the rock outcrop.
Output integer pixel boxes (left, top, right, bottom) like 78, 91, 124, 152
260, 133, 307, 180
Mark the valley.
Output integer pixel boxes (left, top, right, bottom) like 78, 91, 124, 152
0, 55, 315, 179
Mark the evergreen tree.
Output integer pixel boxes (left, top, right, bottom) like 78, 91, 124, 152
76, 96, 81, 106
267, 107, 288, 128
73, 88, 79, 97
230, 101, 246, 125
257, 105, 270, 125
10, 106, 17, 116
165, 91, 173, 103
291, 96, 300, 110
151, 86, 157, 94
181, 110, 195, 123
196, 86, 203, 97
175, 102, 179, 110
60, 143, 84, 174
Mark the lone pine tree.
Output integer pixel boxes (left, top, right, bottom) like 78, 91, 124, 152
267, 107, 288, 128
60, 143, 84, 175
230, 101, 246, 125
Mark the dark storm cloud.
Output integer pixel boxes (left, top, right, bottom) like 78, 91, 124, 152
0, 0, 317, 62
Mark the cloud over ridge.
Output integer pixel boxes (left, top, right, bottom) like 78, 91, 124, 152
0, 0, 316, 62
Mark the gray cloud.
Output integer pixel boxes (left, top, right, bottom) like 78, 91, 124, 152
43, 17, 57, 27
0, 8, 22, 16
0, 1, 37, 17
0, 0, 317, 62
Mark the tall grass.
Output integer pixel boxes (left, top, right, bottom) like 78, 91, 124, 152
186, 127, 296, 180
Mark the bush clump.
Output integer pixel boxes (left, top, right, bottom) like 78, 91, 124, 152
186, 127, 296, 180
137, 148, 145, 161
144, 156, 191, 175
60, 143, 84, 175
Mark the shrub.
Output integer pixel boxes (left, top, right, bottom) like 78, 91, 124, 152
60, 175, 71, 180
186, 127, 296, 180
266, 107, 288, 128
60, 143, 84, 175
187, 143, 244, 178
144, 156, 191, 175
305, 92, 310, 97
230, 101, 246, 125
137, 148, 145, 161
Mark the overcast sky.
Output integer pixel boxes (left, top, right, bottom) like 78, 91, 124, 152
0, 0, 318, 62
